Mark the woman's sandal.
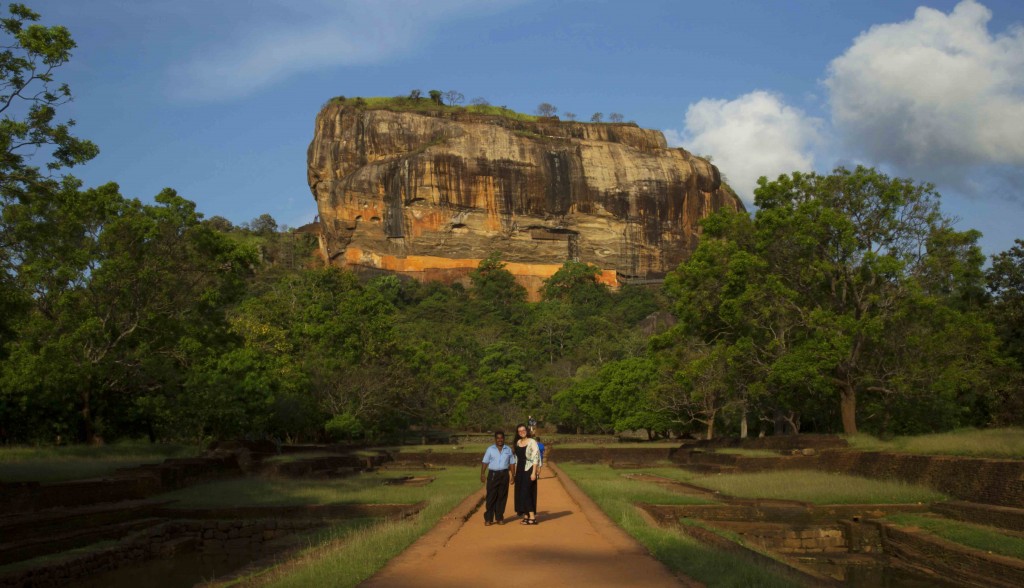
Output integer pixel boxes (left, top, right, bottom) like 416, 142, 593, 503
520, 518, 530, 525
526, 518, 537, 525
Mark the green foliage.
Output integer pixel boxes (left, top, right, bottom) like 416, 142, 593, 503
0, 5, 1019, 445
330, 95, 540, 122
988, 239, 1024, 365
0, 3, 98, 178
663, 166, 1009, 437
540, 260, 610, 307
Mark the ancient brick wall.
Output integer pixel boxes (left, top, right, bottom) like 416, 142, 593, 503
930, 501, 1024, 533
671, 448, 1024, 508
816, 451, 1024, 508
881, 523, 1024, 587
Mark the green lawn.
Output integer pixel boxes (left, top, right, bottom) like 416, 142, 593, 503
687, 471, 946, 504
560, 464, 795, 588
219, 467, 479, 588
158, 469, 458, 508
0, 440, 200, 483
886, 513, 1024, 560
845, 428, 1024, 459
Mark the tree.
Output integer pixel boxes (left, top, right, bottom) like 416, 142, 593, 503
443, 90, 464, 106
0, 3, 98, 182
590, 112, 603, 123
609, 112, 624, 123
988, 239, 1024, 366
205, 215, 233, 232
0, 3, 99, 346
470, 97, 490, 107
428, 89, 442, 105
563, 112, 577, 121
652, 340, 735, 440
753, 167, 984, 434
249, 213, 277, 235
2, 186, 256, 442
536, 103, 557, 117
540, 260, 609, 308
408, 89, 422, 100
468, 252, 527, 321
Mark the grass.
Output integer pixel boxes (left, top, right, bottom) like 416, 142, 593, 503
845, 428, 1024, 459
713, 448, 783, 457
0, 541, 118, 575
379, 440, 681, 453
220, 467, 479, 588
560, 464, 795, 588
329, 95, 540, 122
886, 513, 1024, 560
0, 440, 200, 483
553, 464, 714, 506
688, 471, 946, 504
262, 453, 348, 464
158, 469, 457, 508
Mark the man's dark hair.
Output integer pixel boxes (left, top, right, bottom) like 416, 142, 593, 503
494, 430, 505, 439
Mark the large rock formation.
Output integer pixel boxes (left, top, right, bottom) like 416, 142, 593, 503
307, 101, 744, 296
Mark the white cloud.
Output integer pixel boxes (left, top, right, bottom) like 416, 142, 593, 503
169, 0, 516, 101
825, 0, 1024, 183
666, 91, 822, 204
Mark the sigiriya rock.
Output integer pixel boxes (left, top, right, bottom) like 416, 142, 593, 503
306, 98, 745, 297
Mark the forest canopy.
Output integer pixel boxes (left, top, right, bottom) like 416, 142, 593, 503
1, 3, 1021, 444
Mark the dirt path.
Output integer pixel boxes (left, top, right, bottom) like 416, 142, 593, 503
361, 463, 686, 588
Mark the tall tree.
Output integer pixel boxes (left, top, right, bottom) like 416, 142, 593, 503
753, 167, 983, 434
535, 103, 557, 117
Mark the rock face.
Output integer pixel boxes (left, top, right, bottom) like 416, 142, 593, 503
307, 102, 744, 297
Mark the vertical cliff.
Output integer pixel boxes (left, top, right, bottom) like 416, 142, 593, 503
307, 100, 744, 296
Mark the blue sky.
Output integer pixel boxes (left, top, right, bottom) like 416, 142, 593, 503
30, 0, 1024, 255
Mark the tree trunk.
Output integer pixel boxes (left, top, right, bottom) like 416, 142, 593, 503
705, 418, 715, 440
80, 389, 96, 444
840, 384, 858, 435
740, 406, 748, 439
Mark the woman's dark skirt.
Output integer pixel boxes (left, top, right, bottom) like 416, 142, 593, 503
514, 466, 538, 514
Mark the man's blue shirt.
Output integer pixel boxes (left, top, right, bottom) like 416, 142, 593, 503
482, 444, 515, 471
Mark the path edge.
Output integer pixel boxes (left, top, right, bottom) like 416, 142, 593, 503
359, 486, 485, 587
551, 461, 703, 588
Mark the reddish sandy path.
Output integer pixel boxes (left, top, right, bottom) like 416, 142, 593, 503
361, 463, 685, 588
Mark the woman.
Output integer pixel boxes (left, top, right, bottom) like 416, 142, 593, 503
513, 423, 542, 525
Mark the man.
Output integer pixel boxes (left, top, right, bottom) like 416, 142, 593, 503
527, 415, 537, 435
480, 430, 515, 526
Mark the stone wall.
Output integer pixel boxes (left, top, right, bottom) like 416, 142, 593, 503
186, 519, 319, 554
0, 518, 329, 588
671, 448, 1024, 508
708, 521, 847, 554
639, 503, 928, 526
0, 455, 241, 516
930, 501, 1024, 533
881, 523, 1024, 588
816, 451, 1024, 508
